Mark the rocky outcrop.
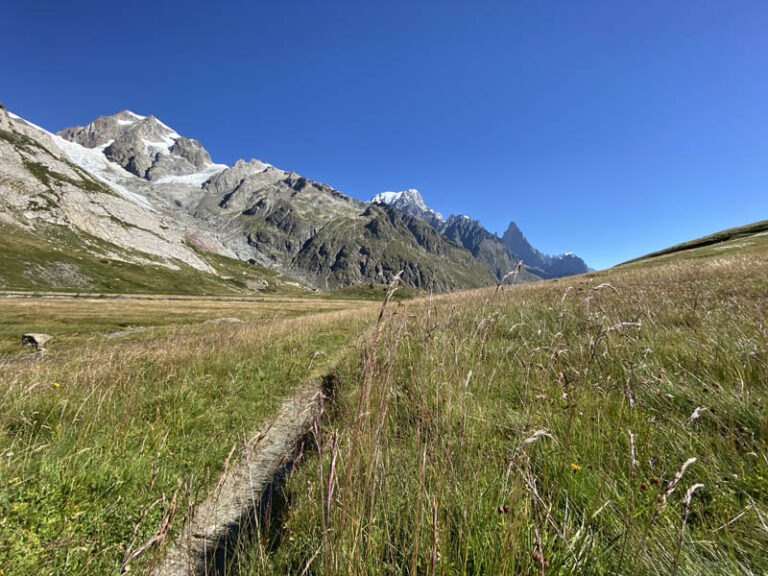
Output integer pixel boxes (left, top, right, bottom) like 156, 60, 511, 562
170, 137, 212, 168
441, 215, 521, 279
0, 103, 10, 130
104, 130, 153, 178
22, 333, 52, 351
501, 221, 589, 278
58, 110, 145, 148
59, 112, 222, 181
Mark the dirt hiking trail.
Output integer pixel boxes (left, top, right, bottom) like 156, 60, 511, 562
152, 381, 324, 576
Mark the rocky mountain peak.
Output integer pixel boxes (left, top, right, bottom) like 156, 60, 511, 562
371, 188, 444, 228
58, 111, 222, 182
501, 221, 589, 278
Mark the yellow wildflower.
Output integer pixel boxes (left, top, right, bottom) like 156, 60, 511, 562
53, 382, 60, 388
570, 463, 582, 472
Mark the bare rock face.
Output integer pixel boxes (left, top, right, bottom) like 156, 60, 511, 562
170, 137, 212, 169
0, 103, 10, 130
58, 110, 145, 148
441, 214, 521, 280
202, 159, 279, 197
58, 111, 220, 181
145, 154, 197, 181
501, 221, 589, 278
104, 130, 153, 178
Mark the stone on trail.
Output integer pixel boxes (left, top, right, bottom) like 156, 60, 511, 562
21, 333, 53, 351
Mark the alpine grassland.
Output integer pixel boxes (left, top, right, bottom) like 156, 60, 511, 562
0, 295, 377, 574
1, 224, 766, 576
239, 245, 768, 574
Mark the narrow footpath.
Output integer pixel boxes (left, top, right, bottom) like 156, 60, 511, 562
152, 381, 324, 576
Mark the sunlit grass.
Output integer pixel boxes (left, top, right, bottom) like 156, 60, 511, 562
250, 254, 768, 575
0, 297, 376, 575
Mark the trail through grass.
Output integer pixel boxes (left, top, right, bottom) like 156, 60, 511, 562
251, 254, 768, 575
0, 297, 376, 575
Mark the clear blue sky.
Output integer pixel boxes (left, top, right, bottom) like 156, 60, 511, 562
4, 1, 767, 269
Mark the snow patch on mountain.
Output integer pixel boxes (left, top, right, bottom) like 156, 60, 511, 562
371, 191, 404, 205
153, 163, 228, 186
51, 134, 158, 212
371, 188, 444, 223
8, 111, 158, 212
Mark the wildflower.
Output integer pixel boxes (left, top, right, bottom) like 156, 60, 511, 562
53, 382, 60, 388
640, 482, 649, 491
570, 463, 582, 472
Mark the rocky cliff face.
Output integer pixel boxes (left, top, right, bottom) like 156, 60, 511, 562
440, 215, 520, 279
501, 221, 589, 278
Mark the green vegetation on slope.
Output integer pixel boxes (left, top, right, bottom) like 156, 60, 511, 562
293, 205, 499, 291
619, 219, 768, 267
244, 251, 768, 575
0, 297, 376, 575
0, 221, 307, 296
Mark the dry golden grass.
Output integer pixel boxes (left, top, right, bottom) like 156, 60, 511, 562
253, 252, 768, 576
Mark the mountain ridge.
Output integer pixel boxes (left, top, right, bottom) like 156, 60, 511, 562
1, 106, 588, 293
370, 188, 589, 279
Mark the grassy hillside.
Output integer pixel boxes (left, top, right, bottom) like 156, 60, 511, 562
618, 219, 768, 267
0, 221, 309, 296
244, 243, 768, 574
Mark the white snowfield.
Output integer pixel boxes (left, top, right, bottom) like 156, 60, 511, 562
50, 133, 159, 212
153, 163, 228, 186
371, 190, 405, 205
9, 111, 159, 212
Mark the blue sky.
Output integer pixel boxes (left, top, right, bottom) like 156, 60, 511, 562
4, 1, 767, 269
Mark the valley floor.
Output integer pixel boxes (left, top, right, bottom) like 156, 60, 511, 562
0, 295, 377, 574
1, 239, 767, 575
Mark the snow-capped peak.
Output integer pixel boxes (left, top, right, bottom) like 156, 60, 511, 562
371, 190, 405, 205
371, 188, 444, 222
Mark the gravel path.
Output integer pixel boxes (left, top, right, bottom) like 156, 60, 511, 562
152, 382, 323, 576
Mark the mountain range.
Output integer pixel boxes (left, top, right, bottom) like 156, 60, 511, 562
0, 104, 588, 293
